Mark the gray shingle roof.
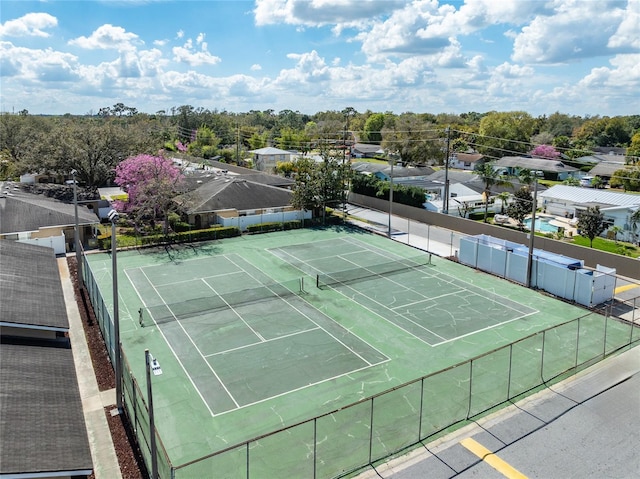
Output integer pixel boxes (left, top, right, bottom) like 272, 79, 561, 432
0, 339, 93, 476
0, 241, 69, 330
494, 156, 579, 173
178, 178, 294, 214
588, 163, 629, 177
0, 187, 98, 235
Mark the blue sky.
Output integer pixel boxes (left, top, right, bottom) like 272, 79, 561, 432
1, 0, 638, 116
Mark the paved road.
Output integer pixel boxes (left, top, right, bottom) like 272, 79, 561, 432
344, 204, 640, 479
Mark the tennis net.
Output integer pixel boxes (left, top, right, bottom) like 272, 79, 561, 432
316, 255, 432, 289
139, 277, 305, 326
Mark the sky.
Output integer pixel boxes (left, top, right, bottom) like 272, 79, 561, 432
0, 0, 638, 117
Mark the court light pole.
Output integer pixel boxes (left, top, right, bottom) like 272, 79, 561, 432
388, 156, 394, 238
145, 349, 162, 479
71, 169, 83, 287
108, 209, 123, 412
525, 180, 539, 288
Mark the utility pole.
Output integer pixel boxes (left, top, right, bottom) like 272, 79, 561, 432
443, 127, 451, 215
526, 180, 538, 288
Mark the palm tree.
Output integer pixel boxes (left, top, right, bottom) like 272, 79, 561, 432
609, 225, 623, 243
496, 192, 511, 214
473, 162, 512, 222
630, 208, 640, 244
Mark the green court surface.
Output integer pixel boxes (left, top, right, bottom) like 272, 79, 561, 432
84, 226, 623, 472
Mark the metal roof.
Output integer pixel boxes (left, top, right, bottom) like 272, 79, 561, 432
539, 185, 640, 208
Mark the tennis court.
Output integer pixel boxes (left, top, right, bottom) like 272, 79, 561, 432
83, 226, 636, 478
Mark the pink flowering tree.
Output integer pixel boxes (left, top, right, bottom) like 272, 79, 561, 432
114, 154, 184, 233
530, 144, 561, 160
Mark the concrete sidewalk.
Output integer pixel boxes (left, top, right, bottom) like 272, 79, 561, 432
58, 257, 123, 479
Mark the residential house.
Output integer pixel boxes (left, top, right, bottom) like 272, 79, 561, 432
494, 156, 579, 181
539, 185, 640, 243
0, 240, 93, 479
175, 175, 310, 231
351, 143, 384, 159
586, 162, 629, 184
449, 152, 484, 170
0, 182, 100, 255
249, 147, 295, 172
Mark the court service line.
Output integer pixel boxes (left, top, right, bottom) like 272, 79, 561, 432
139, 268, 240, 411
129, 268, 216, 416
224, 255, 387, 367
203, 327, 321, 358
200, 279, 266, 342
460, 438, 528, 479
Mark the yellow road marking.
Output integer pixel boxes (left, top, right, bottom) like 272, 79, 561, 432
460, 438, 528, 479
615, 283, 640, 295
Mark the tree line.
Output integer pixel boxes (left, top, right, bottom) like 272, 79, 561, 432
1, 105, 639, 188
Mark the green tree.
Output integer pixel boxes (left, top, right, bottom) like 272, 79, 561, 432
626, 132, 640, 163
610, 167, 640, 192
506, 188, 533, 228
477, 111, 535, 158
563, 176, 581, 186
290, 149, 347, 223
362, 113, 385, 143
630, 208, 640, 244
495, 192, 511, 214
577, 206, 606, 247
473, 161, 512, 222
609, 225, 623, 243
381, 113, 443, 166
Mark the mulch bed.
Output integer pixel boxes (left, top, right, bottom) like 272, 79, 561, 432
68, 258, 147, 479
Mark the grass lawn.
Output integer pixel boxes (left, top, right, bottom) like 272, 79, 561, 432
569, 235, 640, 258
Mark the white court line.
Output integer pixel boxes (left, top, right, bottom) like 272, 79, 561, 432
269, 243, 446, 343
212, 361, 385, 418
224, 254, 387, 367
391, 290, 466, 310
135, 268, 228, 415
203, 327, 321, 358
200, 279, 266, 342
142, 270, 246, 289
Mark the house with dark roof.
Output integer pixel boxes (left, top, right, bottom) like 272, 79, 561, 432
351, 143, 384, 159
0, 182, 99, 255
175, 176, 310, 231
494, 156, 579, 181
0, 240, 93, 478
586, 162, 629, 183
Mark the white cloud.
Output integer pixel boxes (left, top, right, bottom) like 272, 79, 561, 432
0, 13, 57, 38
494, 62, 534, 78
172, 38, 221, 66
0, 41, 79, 81
580, 53, 640, 88
511, 1, 631, 64
254, 0, 400, 27
69, 24, 141, 52
608, 0, 640, 49
250, 64, 262, 71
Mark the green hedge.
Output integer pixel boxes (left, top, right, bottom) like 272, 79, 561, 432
97, 225, 241, 249
246, 221, 305, 233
